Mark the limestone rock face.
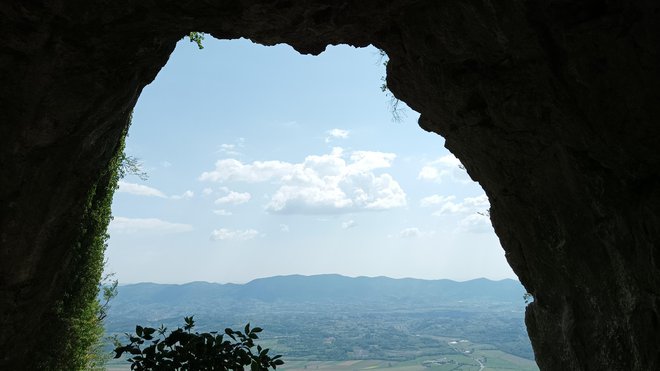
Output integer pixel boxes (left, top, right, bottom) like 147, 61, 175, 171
1, 1, 659, 369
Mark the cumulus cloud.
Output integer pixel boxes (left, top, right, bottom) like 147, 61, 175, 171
109, 217, 193, 234
210, 228, 259, 241
418, 154, 471, 184
202, 188, 213, 196
117, 181, 167, 198
199, 159, 295, 183
200, 147, 406, 215
325, 128, 349, 142
214, 190, 251, 205
349, 151, 396, 173
212, 209, 233, 216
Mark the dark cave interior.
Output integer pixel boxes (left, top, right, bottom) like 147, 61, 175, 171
1, 1, 659, 369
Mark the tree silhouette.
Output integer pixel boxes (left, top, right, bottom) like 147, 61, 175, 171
114, 317, 283, 371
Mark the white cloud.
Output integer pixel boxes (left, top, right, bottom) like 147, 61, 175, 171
200, 147, 406, 215
458, 213, 493, 233
210, 228, 259, 241
218, 144, 240, 156
342, 220, 356, 229
325, 128, 349, 142
423, 193, 492, 233
430, 194, 489, 216
420, 194, 456, 207
214, 190, 251, 205
202, 188, 213, 196
266, 185, 353, 213
117, 181, 193, 200
170, 190, 194, 200
117, 181, 167, 198
348, 151, 396, 173
217, 138, 245, 156
433, 200, 465, 215
280, 224, 290, 232
418, 154, 471, 184
463, 194, 490, 209
161, 161, 172, 168
212, 209, 233, 216
418, 166, 438, 180
199, 159, 295, 182
109, 217, 193, 234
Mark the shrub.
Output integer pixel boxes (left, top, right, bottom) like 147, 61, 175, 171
114, 317, 284, 371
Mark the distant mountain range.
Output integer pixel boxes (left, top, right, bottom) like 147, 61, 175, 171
111, 274, 527, 309
105, 275, 534, 363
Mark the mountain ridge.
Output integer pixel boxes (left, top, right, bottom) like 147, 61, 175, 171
111, 274, 526, 307
120, 274, 520, 287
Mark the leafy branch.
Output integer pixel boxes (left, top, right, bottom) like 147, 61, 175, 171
114, 317, 284, 371
96, 271, 118, 322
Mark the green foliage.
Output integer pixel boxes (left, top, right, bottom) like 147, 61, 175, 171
55, 133, 125, 369
188, 32, 205, 49
378, 49, 389, 93
98, 272, 119, 321
31, 115, 133, 370
114, 317, 284, 371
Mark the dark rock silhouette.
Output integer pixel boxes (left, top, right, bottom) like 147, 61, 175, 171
1, 1, 659, 369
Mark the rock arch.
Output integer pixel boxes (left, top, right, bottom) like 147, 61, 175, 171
1, 1, 659, 369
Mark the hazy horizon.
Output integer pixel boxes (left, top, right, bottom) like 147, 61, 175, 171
116, 272, 522, 286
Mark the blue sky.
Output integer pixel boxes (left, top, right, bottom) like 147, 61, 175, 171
105, 37, 516, 284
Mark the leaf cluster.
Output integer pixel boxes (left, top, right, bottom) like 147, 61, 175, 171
188, 32, 205, 49
115, 317, 284, 371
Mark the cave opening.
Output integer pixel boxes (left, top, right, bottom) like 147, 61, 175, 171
103, 36, 535, 367
3, 2, 659, 369
108, 37, 514, 284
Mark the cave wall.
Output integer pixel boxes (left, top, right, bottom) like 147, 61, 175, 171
1, 1, 659, 369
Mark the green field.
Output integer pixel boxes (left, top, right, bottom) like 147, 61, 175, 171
278, 342, 538, 371
105, 338, 538, 371
104, 276, 537, 370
